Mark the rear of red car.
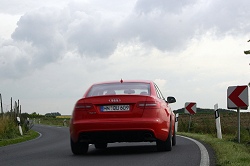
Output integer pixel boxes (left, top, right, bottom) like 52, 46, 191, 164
70, 80, 176, 154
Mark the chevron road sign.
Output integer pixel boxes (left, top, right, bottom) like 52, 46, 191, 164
227, 85, 249, 109
185, 102, 196, 115
227, 85, 249, 143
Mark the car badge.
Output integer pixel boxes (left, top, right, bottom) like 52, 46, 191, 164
109, 98, 121, 102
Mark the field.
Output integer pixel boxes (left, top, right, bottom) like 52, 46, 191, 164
177, 112, 250, 143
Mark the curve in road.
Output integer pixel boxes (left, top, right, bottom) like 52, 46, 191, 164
0, 125, 214, 166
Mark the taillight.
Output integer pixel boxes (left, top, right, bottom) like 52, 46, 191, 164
75, 103, 93, 110
137, 101, 160, 109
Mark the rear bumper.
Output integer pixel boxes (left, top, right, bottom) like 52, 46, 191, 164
70, 118, 170, 143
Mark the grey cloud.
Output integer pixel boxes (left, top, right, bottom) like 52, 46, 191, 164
134, 0, 196, 14
11, 7, 67, 67
0, 0, 69, 15
119, 0, 198, 51
1, 0, 250, 79
0, 40, 33, 79
66, 12, 118, 58
197, 1, 250, 34
119, 0, 250, 52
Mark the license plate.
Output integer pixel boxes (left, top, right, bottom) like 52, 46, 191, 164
100, 105, 130, 112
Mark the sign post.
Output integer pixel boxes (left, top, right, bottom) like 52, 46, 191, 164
227, 85, 249, 143
185, 102, 196, 132
237, 107, 240, 143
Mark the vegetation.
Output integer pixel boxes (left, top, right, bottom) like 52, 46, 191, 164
0, 114, 39, 147
179, 132, 250, 166
0, 114, 32, 137
176, 109, 250, 166
45, 112, 61, 117
175, 110, 250, 144
0, 129, 39, 147
38, 116, 70, 127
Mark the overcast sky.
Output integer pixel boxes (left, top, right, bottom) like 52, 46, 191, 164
0, 0, 250, 115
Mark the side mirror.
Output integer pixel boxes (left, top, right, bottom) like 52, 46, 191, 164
167, 96, 176, 103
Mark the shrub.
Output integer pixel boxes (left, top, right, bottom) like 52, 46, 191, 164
0, 115, 19, 139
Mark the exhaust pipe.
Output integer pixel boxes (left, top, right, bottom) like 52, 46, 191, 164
143, 133, 155, 141
79, 135, 91, 142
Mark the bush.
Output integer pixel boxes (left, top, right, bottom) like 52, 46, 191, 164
0, 114, 32, 139
0, 115, 19, 139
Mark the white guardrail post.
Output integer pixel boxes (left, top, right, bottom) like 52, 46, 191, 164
16, 117, 23, 136
175, 113, 179, 132
214, 104, 222, 139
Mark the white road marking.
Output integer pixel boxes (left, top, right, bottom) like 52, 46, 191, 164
178, 135, 210, 166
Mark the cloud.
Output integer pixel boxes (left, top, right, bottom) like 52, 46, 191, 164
11, 7, 67, 65
1, 0, 250, 80
0, 0, 69, 15
120, 0, 250, 52
134, 0, 196, 14
66, 10, 118, 57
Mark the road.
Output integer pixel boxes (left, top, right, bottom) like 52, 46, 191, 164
0, 125, 215, 166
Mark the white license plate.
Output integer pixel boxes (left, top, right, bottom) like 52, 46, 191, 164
100, 105, 130, 112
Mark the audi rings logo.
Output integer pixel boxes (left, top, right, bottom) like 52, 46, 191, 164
109, 98, 121, 102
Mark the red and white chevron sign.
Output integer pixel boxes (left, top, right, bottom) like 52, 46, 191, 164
185, 102, 196, 115
227, 85, 248, 109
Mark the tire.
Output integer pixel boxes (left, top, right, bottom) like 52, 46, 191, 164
156, 124, 172, 152
172, 128, 176, 146
94, 143, 108, 149
70, 138, 89, 155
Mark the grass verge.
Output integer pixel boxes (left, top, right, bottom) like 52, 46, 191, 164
178, 132, 250, 166
0, 130, 39, 147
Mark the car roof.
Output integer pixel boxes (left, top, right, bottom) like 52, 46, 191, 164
92, 80, 153, 85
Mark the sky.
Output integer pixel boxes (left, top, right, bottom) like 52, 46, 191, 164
0, 0, 250, 115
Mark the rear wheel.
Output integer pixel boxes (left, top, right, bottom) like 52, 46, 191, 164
172, 127, 176, 146
94, 143, 108, 149
156, 124, 172, 152
70, 138, 89, 155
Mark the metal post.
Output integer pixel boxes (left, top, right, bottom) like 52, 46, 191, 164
237, 107, 240, 143
10, 97, 12, 117
0, 93, 3, 114
188, 115, 192, 132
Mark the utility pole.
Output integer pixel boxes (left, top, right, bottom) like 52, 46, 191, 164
244, 40, 250, 54
0, 93, 3, 114
244, 40, 250, 86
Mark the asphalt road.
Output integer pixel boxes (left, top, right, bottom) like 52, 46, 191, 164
0, 125, 215, 166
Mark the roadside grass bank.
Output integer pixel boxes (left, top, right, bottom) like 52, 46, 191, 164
0, 115, 39, 147
179, 132, 250, 166
0, 130, 39, 147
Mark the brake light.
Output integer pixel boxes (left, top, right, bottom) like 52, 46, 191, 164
75, 103, 93, 110
137, 101, 160, 109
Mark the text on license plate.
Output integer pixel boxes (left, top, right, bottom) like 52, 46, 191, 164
100, 105, 130, 112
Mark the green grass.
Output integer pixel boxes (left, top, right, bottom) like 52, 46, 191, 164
0, 129, 39, 147
0, 115, 40, 147
39, 117, 70, 127
179, 132, 250, 166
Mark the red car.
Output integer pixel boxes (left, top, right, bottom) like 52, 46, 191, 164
70, 80, 176, 154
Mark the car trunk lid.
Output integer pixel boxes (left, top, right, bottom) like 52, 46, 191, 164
75, 95, 149, 119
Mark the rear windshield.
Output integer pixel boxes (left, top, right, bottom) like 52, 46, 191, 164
86, 82, 150, 97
